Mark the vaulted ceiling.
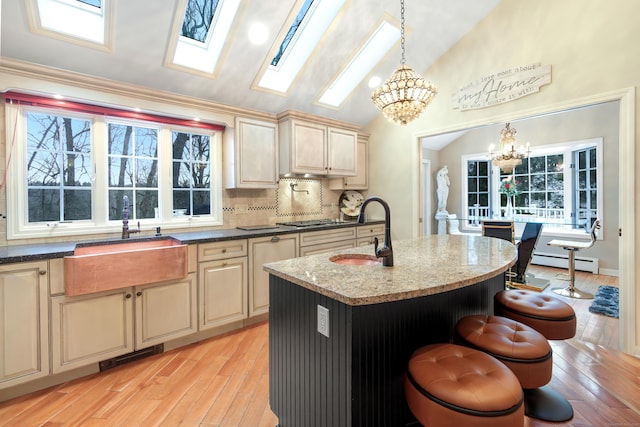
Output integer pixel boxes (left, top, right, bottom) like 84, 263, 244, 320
1, 0, 501, 127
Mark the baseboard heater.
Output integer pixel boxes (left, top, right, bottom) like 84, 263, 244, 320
531, 251, 599, 274
99, 344, 164, 371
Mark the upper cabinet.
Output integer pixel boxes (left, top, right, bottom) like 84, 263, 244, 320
278, 111, 358, 177
225, 117, 279, 189
329, 133, 369, 190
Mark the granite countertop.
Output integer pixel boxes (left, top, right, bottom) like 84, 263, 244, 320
0, 220, 384, 265
263, 234, 517, 306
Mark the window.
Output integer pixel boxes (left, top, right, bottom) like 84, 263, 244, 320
107, 122, 159, 221
26, 112, 92, 223
466, 160, 490, 221
6, 98, 223, 240
461, 138, 602, 233
172, 130, 211, 215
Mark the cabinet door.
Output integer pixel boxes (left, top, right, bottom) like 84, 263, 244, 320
329, 136, 368, 190
249, 234, 299, 317
51, 289, 133, 373
290, 120, 327, 174
135, 274, 197, 348
0, 261, 49, 388
327, 127, 357, 176
199, 258, 248, 330
231, 117, 278, 188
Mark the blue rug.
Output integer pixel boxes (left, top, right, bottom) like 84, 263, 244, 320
589, 286, 619, 318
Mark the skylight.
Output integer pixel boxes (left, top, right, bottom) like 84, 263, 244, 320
172, 0, 240, 74
317, 21, 400, 108
181, 0, 219, 43
271, 0, 314, 67
257, 0, 346, 93
29, 0, 108, 45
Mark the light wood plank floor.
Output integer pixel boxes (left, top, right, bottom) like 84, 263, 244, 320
1, 266, 638, 427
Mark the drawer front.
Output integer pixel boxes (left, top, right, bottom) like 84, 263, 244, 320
299, 227, 357, 247
356, 224, 385, 239
300, 240, 357, 257
198, 239, 248, 261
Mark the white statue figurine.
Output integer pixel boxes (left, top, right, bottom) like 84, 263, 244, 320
436, 166, 450, 213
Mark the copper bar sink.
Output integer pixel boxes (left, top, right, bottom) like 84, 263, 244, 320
64, 237, 188, 296
329, 254, 381, 266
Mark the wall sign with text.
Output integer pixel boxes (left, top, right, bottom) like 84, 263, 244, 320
451, 63, 552, 111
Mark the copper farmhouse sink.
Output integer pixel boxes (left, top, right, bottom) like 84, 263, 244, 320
64, 237, 188, 296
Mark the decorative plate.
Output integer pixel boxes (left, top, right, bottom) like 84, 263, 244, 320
339, 190, 365, 217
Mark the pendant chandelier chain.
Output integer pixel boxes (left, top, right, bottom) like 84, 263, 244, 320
400, 0, 406, 64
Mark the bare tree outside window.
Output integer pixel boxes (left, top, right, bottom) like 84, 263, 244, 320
108, 123, 159, 220
26, 112, 92, 223
172, 131, 211, 215
181, 0, 219, 43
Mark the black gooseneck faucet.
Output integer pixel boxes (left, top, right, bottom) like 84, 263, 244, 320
357, 196, 393, 267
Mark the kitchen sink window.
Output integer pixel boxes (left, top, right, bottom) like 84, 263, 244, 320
5, 96, 223, 240
460, 138, 603, 235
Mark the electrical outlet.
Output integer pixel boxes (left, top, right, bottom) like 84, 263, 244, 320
235, 204, 248, 214
317, 305, 330, 338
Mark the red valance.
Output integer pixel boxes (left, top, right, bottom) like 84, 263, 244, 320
2, 91, 225, 132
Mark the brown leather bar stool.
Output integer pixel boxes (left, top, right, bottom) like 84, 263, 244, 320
454, 315, 570, 422
493, 289, 577, 421
405, 343, 524, 427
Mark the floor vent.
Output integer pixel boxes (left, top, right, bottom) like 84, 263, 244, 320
531, 251, 599, 274
99, 344, 164, 372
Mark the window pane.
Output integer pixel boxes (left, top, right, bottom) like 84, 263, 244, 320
547, 154, 563, 172
64, 189, 92, 220
578, 150, 586, 169
531, 174, 546, 191
530, 156, 545, 173
468, 177, 477, 192
135, 159, 158, 187
478, 161, 488, 176
26, 113, 92, 223
468, 162, 477, 175
589, 170, 597, 189
136, 190, 159, 219
578, 171, 586, 189
548, 192, 564, 209
109, 158, 133, 187
28, 189, 59, 222
478, 177, 488, 192
548, 172, 563, 191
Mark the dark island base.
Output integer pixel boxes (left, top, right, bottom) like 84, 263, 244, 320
269, 274, 505, 427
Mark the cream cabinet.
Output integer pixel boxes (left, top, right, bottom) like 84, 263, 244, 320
329, 134, 369, 190
248, 234, 299, 317
0, 261, 49, 388
51, 274, 197, 373
299, 227, 358, 256
226, 117, 279, 189
198, 240, 248, 330
278, 112, 358, 177
356, 224, 386, 247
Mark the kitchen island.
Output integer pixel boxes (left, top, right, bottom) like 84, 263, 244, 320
264, 234, 517, 427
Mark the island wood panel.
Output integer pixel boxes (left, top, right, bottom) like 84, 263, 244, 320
268, 273, 505, 427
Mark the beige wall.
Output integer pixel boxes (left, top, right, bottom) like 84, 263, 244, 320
364, 0, 638, 354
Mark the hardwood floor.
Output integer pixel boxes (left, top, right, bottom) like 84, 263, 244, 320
1, 266, 638, 427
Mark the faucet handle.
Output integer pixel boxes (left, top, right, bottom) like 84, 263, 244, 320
373, 237, 379, 253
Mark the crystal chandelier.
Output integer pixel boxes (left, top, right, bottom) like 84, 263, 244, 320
489, 123, 530, 173
371, 0, 437, 126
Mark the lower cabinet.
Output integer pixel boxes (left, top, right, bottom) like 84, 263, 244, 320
199, 257, 248, 330
0, 261, 49, 388
51, 274, 197, 373
249, 234, 299, 317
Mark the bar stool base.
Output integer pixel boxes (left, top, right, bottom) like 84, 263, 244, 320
552, 286, 594, 299
524, 385, 574, 422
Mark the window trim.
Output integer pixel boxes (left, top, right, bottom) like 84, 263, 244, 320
460, 138, 604, 237
5, 102, 223, 241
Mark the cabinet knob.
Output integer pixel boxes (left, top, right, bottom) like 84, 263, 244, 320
222, 262, 227, 267
38, 269, 47, 275
137, 291, 142, 297
271, 236, 280, 242
125, 293, 132, 299
222, 248, 227, 253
